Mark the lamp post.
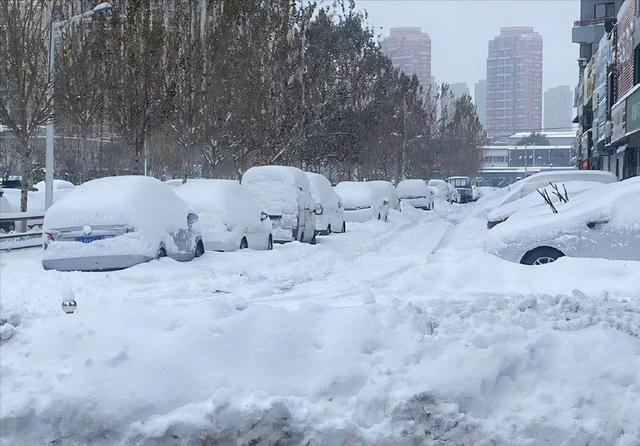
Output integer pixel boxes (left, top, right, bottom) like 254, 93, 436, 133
45, 2, 113, 209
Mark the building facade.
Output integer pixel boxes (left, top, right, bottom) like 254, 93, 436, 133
544, 86, 574, 131
474, 79, 487, 128
381, 27, 432, 87
573, 0, 640, 179
486, 27, 543, 138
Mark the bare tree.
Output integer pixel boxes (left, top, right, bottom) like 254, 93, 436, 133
0, 0, 52, 211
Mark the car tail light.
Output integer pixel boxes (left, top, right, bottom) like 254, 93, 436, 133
487, 217, 508, 229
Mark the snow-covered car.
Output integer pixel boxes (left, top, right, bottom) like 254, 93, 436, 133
446, 176, 473, 203
335, 181, 388, 222
485, 177, 640, 265
241, 166, 317, 244
368, 180, 401, 211
488, 170, 617, 212
427, 179, 457, 203
33, 179, 75, 191
42, 176, 204, 271
487, 181, 608, 229
396, 179, 434, 210
306, 172, 345, 235
174, 179, 273, 251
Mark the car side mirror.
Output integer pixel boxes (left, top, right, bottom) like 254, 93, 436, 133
260, 212, 269, 221
314, 204, 323, 215
187, 213, 199, 225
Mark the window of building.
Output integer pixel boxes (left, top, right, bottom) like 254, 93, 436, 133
595, 2, 615, 19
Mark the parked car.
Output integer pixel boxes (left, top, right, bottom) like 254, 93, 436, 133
427, 179, 457, 203
241, 166, 317, 244
174, 179, 273, 251
305, 172, 345, 235
487, 181, 608, 229
488, 170, 617, 212
396, 179, 434, 210
446, 176, 474, 203
485, 177, 640, 265
42, 176, 204, 271
368, 180, 401, 211
335, 181, 388, 222
33, 179, 75, 191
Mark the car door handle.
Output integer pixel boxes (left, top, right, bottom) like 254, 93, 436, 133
586, 220, 609, 229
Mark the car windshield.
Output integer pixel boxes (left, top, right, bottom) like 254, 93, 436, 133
3, 2, 639, 445
450, 178, 472, 188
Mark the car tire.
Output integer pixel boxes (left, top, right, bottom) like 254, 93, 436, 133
267, 235, 273, 250
240, 237, 248, 249
327, 225, 332, 235
311, 233, 317, 245
341, 222, 346, 233
195, 240, 205, 257
156, 246, 167, 259
520, 247, 565, 266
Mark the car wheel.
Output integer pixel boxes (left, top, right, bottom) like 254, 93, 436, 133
156, 246, 167, 259
311, 233, 317, 245
327, 225, 332, 235
267, 235, 273, 250
341, 222, 346, 233
195, 240, 205, 257
520, 247, 565, 266
239, 237, 248, 249
299, 232, 304, 243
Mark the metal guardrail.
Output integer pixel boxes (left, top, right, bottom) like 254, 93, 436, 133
0, 212, 45, 251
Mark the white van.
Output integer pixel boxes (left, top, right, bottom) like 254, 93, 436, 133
306, 172, 346, 235
242, 166, 318, 244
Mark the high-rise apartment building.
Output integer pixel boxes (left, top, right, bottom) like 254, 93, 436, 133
381, 27, 432, 87
486, 27, 543, 137
474, 79, 487, 128
544, 85, 573, 131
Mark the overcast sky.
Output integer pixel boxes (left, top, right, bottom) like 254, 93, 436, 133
356, 0, 579, 98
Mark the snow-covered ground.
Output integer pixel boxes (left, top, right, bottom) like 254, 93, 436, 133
1, 199, 639, 445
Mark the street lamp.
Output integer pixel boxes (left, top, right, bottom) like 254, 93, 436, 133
45, 1, 113, 209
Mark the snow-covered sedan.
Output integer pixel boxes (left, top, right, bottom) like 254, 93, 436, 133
487, 170, 617, 213
335, 181, 388, 222
306, 172, 345, 235
485, 177, 640, 265
174, 179, 273, 251
427, 179, 458, 203
42, 176, 204, 271
396, 179, 434, 210
242, 166, 317, 244
369, 180, 401, 211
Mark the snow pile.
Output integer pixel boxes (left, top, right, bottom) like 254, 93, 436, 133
1, 192, 639, 445
242, 166, 309, 215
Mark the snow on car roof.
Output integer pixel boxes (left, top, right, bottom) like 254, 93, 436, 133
43, 176, 189, 233
396, 179, 429, 197
306, 172, 339, 207
33, 179, 75, 191
242, 166, 310, 215
335, 181, 375, 207
174, 179, 260, 226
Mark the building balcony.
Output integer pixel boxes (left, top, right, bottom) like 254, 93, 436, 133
572, 18, 611, 45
